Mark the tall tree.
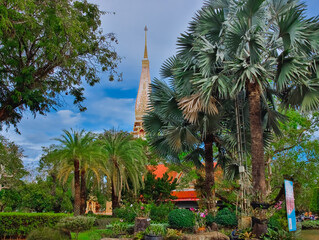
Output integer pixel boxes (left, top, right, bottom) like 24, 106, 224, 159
98, 130, 147, 211
0, 135, 26, 191
172, 0, 319, 235
268, 110, 319, 212
54, 129, 99, 216
144, 78, 233, 212
0, 0, 120, 130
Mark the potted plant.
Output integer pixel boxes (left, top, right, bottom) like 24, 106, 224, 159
144, 224, 166, 240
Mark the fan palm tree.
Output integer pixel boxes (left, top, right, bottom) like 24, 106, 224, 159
144, 76, 237, 212
54, 129, 100, 216
175, 0, 319, 236
98, 130, 147, 210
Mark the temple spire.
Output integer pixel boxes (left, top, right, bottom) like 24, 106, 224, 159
144, 25, 148, 59
133, 26, 151, 139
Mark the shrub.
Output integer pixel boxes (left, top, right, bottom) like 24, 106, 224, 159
57, 216, 95, 240
168, 209, 194, 229
113, 207, 137, 223
111, 221, 129, 234
214, 208, 237, 227
145, 224, 166, 236
3, 207, 12, 212
0, 212, 68, 238
205, 213, 215, 226
26, 227, 70, 240
268, 214, 281, 230
165, 228, 183, 240
262, 228, 294, 240
92, 216, 119, 228
302, 220, 319, 229
150, 202, 175, 223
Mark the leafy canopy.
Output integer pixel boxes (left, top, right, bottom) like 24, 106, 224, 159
0, 0, 120, 130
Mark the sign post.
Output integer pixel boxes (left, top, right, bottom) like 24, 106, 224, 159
284, 180, 297, 231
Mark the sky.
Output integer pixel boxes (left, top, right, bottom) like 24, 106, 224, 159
1, 0, 319, 166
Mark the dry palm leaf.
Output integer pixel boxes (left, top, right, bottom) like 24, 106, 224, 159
178, 93, 218, 123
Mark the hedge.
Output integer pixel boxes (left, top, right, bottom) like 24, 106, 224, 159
0, 212, 69, 238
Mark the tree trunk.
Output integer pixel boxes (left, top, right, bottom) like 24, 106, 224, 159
51, 172, 57, 196
111, 183, 120, 214
50, 172, 60, 213
74, 159, 81, 216
247, 82, 267, 237
204, 134, 215, 213
134, 217, 150, 233
80, 168, 86, 215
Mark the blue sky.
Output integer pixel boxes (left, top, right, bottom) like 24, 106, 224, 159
2, 0, 319, 165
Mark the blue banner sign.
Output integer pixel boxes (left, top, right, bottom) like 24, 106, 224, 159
284, 180, 297, 231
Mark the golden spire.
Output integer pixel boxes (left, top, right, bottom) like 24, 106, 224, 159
144, 25, 148, 59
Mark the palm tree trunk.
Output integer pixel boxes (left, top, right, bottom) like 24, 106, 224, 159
247, 82, 267, 199
204, 134, 215, 213
74, 159, 81, 216
80, 168, 86, 215
248, 82, 267, 237
111, 183, 120, 214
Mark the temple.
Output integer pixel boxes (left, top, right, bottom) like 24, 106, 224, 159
133, 26, 151, 138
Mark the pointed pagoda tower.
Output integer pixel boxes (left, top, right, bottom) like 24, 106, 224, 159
133, 26, 151, 138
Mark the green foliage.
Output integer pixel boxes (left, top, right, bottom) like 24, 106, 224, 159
134, 230, 145, 240
0, 135, 26, 202
310, 188, 319, 214
98, 130, 147, 209
238, 229, 256, 240
168, 209, 195, 229
268, 214, 282, 230
301, 220, 319, 229
0, 178, 73, 213
165, 228, 183, 240
113, 207, 137, 223
268, 110, 319, 211
26, 227, 70, 240
262, 228, 294, 240
205, 213, 215, 226
141, 172, 178, 203
57, 216, 95, 234
111, 221, 128, 235
0, 0, 120, 130
145, 224, 166, 236
150, 202, 175, 223
214, 208, 237, 227
0, 212, 68, 238
114, 202, 175, 223
93, 217, 119, 229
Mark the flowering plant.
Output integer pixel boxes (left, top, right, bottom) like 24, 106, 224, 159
263, 201, 283, 219
190, 208, 207, 228
130, 202, 151, 218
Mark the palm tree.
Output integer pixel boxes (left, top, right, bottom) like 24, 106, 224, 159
143, 76, 237, 212
174, 0, 319, 236
98, 130, 147, 210
54, 129, 99, 216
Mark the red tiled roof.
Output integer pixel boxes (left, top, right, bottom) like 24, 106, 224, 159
171, 190, 199, 201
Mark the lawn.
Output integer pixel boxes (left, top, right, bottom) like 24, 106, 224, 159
71, 229, 113, 240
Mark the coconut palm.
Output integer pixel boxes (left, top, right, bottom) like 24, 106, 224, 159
54, 129, 100, 216
175, 0, 319, 235
98, 130, 147, 210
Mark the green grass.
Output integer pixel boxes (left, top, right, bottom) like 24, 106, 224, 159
71, 229, 114, 240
